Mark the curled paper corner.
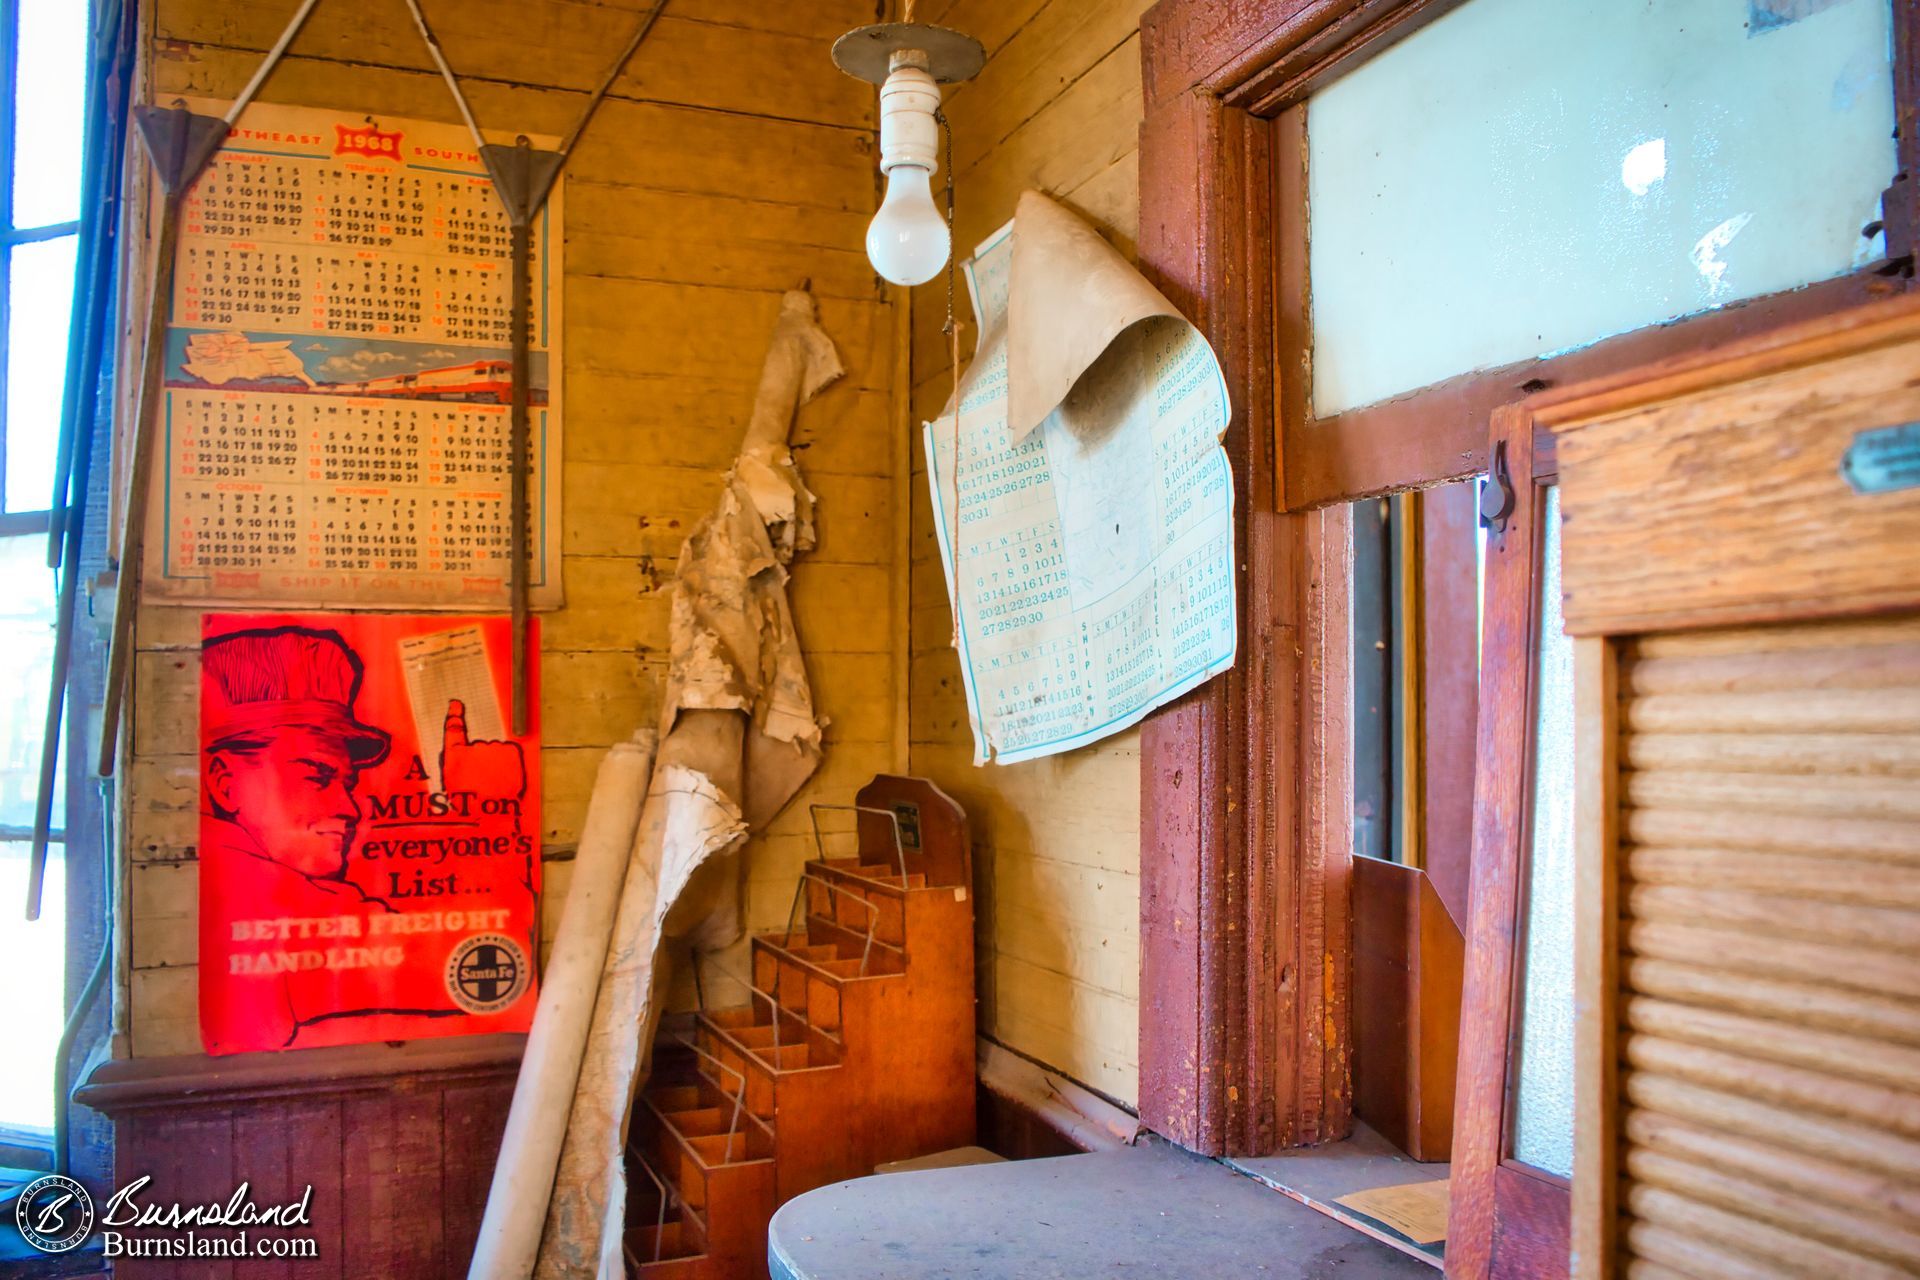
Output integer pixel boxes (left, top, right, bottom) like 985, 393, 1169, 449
1004, 189, 1197, 443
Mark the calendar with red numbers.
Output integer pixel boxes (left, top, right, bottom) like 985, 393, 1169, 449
142, 99, 563, 610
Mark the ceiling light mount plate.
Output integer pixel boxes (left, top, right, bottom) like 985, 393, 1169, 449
832, 22, 985, 85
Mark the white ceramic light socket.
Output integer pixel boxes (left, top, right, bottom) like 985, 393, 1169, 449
866, 50, 949, 285
876, 51, 941, 177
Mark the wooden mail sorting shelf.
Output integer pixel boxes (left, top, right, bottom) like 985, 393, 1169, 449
626, 776, 976, 1278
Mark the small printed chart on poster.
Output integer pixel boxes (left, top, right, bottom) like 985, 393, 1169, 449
198, 612, 541, 1054
143, 99, 562, 610
925, 198, 1236, 765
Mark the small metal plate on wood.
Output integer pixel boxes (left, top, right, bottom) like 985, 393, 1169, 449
891, 801, 922, 851
1841, 422, 1920, 494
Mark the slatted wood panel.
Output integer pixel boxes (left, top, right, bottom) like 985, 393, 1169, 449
1614, 613, 1920, 1278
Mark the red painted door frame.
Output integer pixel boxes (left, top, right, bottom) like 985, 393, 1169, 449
1133, 0, 1475, 1158
1133, 0, 1918, 1162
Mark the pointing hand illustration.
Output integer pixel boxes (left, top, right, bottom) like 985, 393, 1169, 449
441, 698, 527, 801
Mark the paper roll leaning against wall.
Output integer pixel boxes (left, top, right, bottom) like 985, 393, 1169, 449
924, 190, 1237, 766
521, 289, 843, 1280
467, 730, 658, 1280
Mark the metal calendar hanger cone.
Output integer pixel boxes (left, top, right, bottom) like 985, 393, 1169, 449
480, 140, 564, 231
132, 106, 228, 197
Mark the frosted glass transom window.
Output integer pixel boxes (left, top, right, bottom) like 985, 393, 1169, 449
1307, 0, 1898, 416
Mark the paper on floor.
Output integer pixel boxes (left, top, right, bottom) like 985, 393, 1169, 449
1336, 1178, 1451, 1246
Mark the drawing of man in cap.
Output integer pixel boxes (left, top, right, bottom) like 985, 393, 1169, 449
200, 624, 393, 909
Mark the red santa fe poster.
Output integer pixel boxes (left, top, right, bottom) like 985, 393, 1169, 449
198, 613, 541, 1054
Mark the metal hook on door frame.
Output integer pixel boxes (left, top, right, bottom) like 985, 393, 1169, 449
1479, 438, 1517, 540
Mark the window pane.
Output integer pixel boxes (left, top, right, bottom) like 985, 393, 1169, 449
6, 232, 78, 513
1308, 0, 1898, 415
0, 531, 60, 829
1511, 486, 1574, 1179
11, 0, 89, 229
1352, 497, 1395, 861
0, 531, 63, 1134
0, 841, 63, 1130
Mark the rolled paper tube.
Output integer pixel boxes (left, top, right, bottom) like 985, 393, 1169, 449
468, 729, 658, 1280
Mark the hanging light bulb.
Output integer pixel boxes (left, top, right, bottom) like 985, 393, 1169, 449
866, 52, 948, 285
832, 19, 984, 287
869, 163, 949, 285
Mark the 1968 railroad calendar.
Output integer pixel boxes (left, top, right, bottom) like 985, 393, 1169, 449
141, 99, 563, 610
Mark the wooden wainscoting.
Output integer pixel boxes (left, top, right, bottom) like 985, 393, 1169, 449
75, 1035, 522, 1278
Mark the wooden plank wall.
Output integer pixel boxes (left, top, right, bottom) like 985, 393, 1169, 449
123, 0, 905, 1056
909, 0, 1152, 1107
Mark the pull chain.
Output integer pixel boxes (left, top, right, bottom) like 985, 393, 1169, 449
936, 105, 963, 647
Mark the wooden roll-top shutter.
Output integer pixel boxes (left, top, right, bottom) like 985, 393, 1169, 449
1540, 296, 1920, 1279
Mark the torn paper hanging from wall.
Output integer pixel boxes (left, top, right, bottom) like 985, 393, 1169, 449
526, 290, 842, 1280
925, 191, 1236, 765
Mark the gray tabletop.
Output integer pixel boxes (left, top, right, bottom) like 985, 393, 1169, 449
769, 1138, 1437, 1278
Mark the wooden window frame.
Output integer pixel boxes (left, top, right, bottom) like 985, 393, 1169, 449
1445, 405, 1569, 1276
0, 0, 83, 526
1135, 0, 1920, 1158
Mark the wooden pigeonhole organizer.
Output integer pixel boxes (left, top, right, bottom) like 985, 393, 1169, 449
624, 775, 975, 1277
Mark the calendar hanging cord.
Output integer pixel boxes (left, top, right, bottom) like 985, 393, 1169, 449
936, 106, 964, 650
403, 0, 669, 736
94, 0, 324, 781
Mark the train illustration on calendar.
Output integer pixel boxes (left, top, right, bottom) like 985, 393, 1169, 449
165, 329, 549, 406
313, 357, 516, 403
